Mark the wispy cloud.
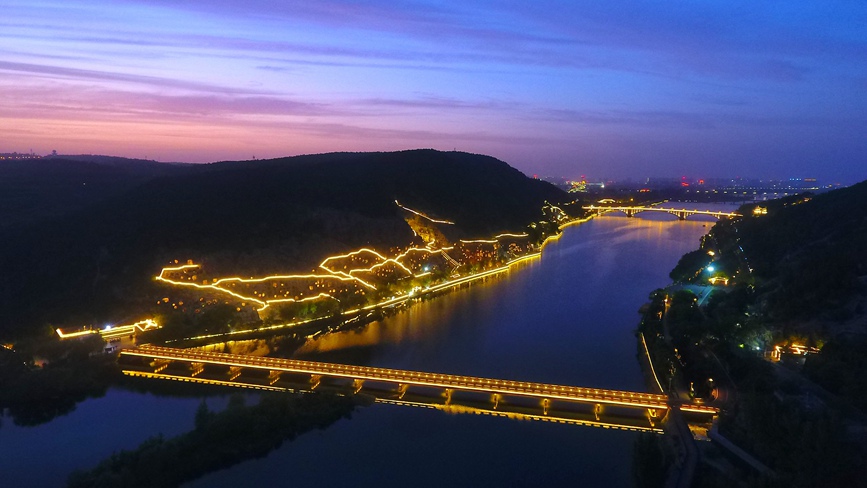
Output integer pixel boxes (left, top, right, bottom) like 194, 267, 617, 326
2, 0, 866, 182
0, 60, 268, 95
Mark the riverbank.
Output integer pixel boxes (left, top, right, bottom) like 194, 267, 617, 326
150, 215, 595, 351
4, 213, 712, 488
634, 200, 867, 486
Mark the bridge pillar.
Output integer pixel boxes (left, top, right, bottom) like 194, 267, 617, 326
310, 374, 322, 390
542, 398, 550, 416
190, 362, 204, 377
397, 383, 408, 399
153, 359, 171, 373
647, 408, 659, 427
444, 388, 453, 406
228, 366, 242, 381
492, 393, 500, 410
352, 379, 364, 394
677, 212, 686, 221
594, 403, 602, 421
625, 209, 634, 218
268, 370, 281, 385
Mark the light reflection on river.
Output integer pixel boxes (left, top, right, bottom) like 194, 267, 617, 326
189, 211, 721, 488
0, 208, 730, 487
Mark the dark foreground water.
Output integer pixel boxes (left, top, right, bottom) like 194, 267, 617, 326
0, 210, 725, 487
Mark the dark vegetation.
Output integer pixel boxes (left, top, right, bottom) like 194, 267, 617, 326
646, 180, 867, 486
664, 181, 867, 408
733, 183, 867, 320
802, 337, 867, 412
0, 334, 121, 427
0, 150, 567, 338
654, 284, 867, 486
669, 249, 713, 283
67, 392, 363, 488
0, 156, 190, 230
636, 289, 675, 392
632, 433, 671, 488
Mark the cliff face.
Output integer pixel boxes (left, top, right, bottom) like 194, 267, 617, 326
0, 150, 566, 336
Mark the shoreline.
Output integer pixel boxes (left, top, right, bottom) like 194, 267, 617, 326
159, 214, 596, 349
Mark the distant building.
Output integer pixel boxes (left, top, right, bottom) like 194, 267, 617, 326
0, 152, 42, 160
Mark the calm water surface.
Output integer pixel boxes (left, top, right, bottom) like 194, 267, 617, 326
0, 210, 725, 487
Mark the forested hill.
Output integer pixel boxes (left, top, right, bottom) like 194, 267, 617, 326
0, 156, 192, 229
0, 150, 566, 337
730, 179, 867, 322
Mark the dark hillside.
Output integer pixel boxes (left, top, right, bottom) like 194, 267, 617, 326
0, 157, 191, 229
204, 150, 560, 236
0, 150, 565, 337
732, 180, 867, 320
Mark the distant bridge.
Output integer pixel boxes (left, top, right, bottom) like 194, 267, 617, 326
584, 205, 741, 221
120, 345, 717, 433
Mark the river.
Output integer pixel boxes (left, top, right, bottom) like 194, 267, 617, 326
0, 207, 729, 487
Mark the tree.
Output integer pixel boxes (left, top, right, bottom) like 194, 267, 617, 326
194, 400, 212, 431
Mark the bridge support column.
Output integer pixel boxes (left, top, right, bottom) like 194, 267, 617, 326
676, 212, 686, 220
190, 362, 204, 377
153, 359, 171, 373
352, 379, 364, 394
625, 209, 634, 217
228, 366, 242, 381
268, 370, 281, 385
310, 374, 322, 390
594, 403, 602, 421
492, 393, 500, 410
397, 383, 408, 399
542, 398, 550, 416
444, 388, 453, 406
647, 408, 660, 427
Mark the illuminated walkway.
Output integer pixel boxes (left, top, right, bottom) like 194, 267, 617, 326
583, 205, 741, 220
120, 345, 718, 432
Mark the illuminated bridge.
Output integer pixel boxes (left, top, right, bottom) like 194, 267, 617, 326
584, 205, 741, 221
120, 345, 717, 433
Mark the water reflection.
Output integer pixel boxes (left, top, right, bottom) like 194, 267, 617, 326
188, 213, 718, 488
0, 208, 729, 488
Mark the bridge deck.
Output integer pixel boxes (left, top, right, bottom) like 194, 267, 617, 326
122, 370, 667, 433
583, 205, 741, 218
122, 346, 716, 414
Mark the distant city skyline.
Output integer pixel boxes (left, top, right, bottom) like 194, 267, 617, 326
2, 1, 866, 184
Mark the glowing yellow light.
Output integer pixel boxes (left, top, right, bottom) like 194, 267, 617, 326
394, 200, 455, 225
583, 205, 740, 219
152, 204, 593, 338
55, 328, 98, 339
123, 345, 691, 411
57, 318, 159, 340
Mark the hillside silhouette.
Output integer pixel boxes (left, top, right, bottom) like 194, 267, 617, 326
0, 150, 566, 336
0, 156, 192, 229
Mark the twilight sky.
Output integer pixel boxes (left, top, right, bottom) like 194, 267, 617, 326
2, 1, 866, 183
